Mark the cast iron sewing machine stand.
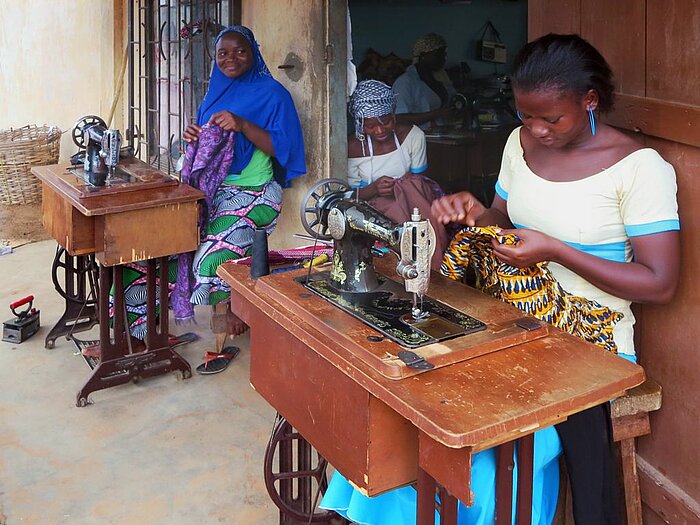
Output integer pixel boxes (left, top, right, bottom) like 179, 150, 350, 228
32, 158, 203, 406
44, 248, 99, 349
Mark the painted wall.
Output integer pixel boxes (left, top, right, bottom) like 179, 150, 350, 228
242, 0, 348, 250
0, 0, 120, 162
349, 0, 528, 80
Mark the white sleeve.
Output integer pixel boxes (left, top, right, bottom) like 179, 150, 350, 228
617, 150, 680, 236
348, 157, 363, 187
407, 127, 428, 174
393, 75, 415, 114
495, 127, 521, 201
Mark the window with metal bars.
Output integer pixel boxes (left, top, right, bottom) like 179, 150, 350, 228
127, 0, 238, 175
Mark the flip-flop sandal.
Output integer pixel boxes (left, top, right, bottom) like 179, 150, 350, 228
196, 346, 240, 375
80, 343, 101, 359
168, 332, 200, 348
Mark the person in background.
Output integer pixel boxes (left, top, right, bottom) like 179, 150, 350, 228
347, 80, 449, 270
432, 33, 680, 523
392, 33, 456, 129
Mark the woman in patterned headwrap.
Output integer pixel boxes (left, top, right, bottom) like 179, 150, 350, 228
347, 79, 450, 270
393, 33, 457, 128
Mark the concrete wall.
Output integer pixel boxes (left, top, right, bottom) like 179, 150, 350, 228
242, 0, 348, 250
0, 0, 121, 161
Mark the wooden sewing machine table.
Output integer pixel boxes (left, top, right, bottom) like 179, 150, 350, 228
32, 159, 203, 406
217, 259, 645, 524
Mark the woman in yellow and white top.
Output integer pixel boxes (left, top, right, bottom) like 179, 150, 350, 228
432, 34, 680, 525
492, 129, 679, 359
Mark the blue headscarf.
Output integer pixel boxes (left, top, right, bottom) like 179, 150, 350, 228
196, 25, 306, 185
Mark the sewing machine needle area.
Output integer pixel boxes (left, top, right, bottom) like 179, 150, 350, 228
298, 272, 485, 348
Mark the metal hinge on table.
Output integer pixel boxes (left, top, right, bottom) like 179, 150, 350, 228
398, 350, 435, 370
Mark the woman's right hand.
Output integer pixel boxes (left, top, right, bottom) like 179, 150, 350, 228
183, 123, 202, 143
431, 191, 486, 225
358, 176, 395, 199
372, 176, 396, 197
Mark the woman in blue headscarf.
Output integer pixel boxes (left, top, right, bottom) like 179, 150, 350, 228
176, 25, 306, 374
100, 26, 304, 369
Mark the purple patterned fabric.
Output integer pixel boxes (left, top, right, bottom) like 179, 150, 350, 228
172, 124, 235, 323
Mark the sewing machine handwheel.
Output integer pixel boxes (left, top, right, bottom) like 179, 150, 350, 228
72, 115, 106, 148
299, 178, 350, 241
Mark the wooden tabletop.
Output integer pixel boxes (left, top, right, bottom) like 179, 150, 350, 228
32, 159, 203, 216
218, 261, 645, 451
33, 159, 203, 265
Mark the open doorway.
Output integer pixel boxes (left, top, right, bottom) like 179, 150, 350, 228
347, 0, 528, 204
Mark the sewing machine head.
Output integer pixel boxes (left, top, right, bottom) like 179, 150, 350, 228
71, 115, 122, 186
299, 179, 484, 349
301, 178, 436, 317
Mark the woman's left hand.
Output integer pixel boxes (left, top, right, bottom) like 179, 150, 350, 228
208, 110, 247, 132
492, 229, 560, 268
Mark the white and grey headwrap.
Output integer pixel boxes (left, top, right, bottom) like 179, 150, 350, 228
348, 80, 397, 140
413, 33, 447, 63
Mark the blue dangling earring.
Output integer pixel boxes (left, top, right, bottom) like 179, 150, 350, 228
517, 111, 523, 121
588, 107, 596, 136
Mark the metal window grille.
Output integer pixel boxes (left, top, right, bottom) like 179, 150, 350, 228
127, 0, 238, 175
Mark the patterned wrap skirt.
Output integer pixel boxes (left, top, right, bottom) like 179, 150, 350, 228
190, 178, 283, 307
113, 179, 282, 338
109, 259, 177, 340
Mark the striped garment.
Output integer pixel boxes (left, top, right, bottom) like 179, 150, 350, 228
190, 180, 282, 307
495, 128, 679, 357
441, 226, 623, 353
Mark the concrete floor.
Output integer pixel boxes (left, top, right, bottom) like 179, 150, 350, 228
0, 240, 285, 524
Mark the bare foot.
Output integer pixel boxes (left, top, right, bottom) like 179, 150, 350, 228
227, 310, 249, 336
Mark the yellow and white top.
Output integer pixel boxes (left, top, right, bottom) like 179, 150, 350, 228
495, 127, 680, 357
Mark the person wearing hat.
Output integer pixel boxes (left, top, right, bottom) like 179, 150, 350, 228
392, 33, 457, 128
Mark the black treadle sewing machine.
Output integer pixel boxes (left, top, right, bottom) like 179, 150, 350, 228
298, 179, 485, 352
70, 115, 123, 186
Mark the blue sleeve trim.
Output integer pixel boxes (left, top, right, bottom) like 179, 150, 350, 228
514, 222, 627, 262
410, 164, 428, 174
567, 241, 627, 262
626, 219, 680, 237
494, 181, 508, 201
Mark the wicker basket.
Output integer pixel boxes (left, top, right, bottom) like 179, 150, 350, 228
0, 125, 62, 205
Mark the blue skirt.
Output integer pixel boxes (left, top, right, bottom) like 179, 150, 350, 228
319, 426, 563, 525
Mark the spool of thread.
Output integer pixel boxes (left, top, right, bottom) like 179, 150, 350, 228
250, 227, 270, 278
